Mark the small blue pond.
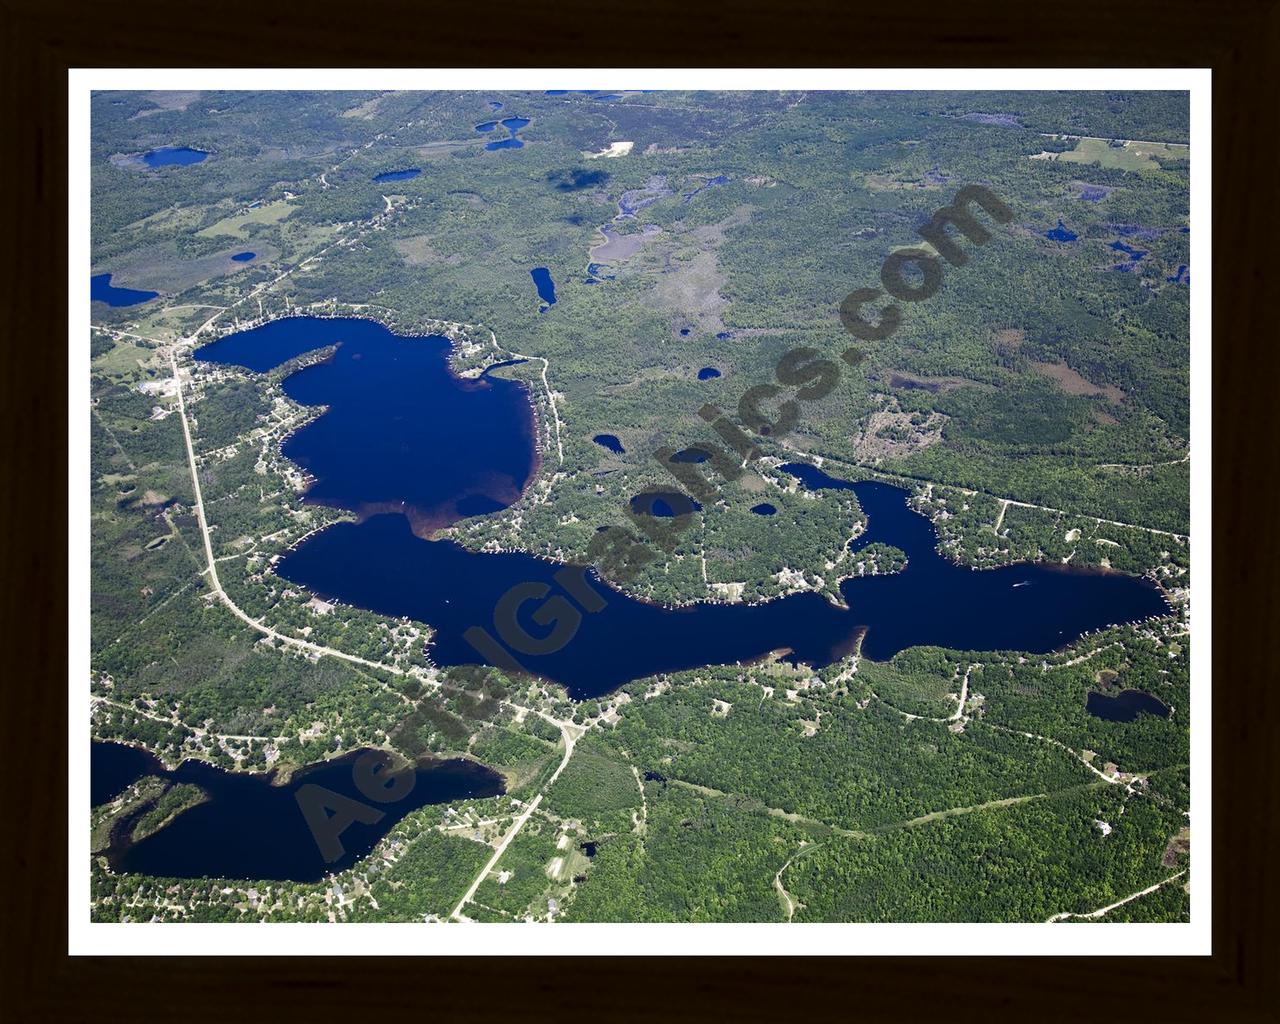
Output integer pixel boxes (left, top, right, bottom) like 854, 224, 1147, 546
1045, 219, 1078, 242
594, 434, 625, 454
698, 367, 722, 381
373, 168, 421, 183
141, 147, 208, 168
530, 267, 557, 306
485, 117, 530, 151
669, 448, 710, 464
91, 273, 158, 307
230, 252, 256, 262
750, 503, 777, 516
489, 101, 504, 110
630, 492, 703, 518
1086, 689, 1171, 722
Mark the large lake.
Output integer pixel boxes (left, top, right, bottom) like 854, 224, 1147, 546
92, 741, 504, 882
194, 317, 537, 536
192, 316, 1170, 701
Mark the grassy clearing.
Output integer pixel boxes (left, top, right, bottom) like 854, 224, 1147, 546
93, 338, 162, 380
1055, 137, 1188, 172
126, 205, 206, 233
196, 199, 295, 239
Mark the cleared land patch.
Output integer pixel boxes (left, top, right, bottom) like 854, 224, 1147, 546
1040, 137, 1189, 172
653, 250, 727, 333
196, 199, 296, 239
1030, 360, 1124, 404
394, 234, 462, 267
130, 90, 201, 119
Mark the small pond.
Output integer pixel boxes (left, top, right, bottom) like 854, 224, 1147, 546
630, 492, 704, 518
530, 267, 557, 307
91, 273, 158, 307
372, 168, 421, 183
1045, 219, 1078, 242
1086, 690, 1171, 723
141, 146, 209, 168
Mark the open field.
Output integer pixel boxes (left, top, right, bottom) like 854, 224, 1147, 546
196, 199, 296, 239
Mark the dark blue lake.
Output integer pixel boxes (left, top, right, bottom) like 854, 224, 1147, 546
91, 273, 158, 307
475, 121, 498, 133
698, 367, 722, 380
530, 267, 557, 306
486, 138, 524, 151
141, 146, 208, 168
192, 316, 1170, 702
194, 317, 536, 535
373, 168, 421, 183
1086, 689, 1171, 722
594, 434, 625, 454
276, 471, 1167, 699
230, 251, 256, 262
751, 503, 777, 516
92, 741, 504, 882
